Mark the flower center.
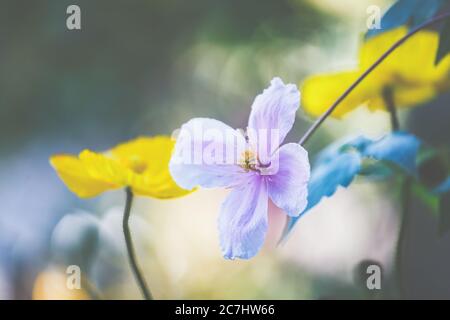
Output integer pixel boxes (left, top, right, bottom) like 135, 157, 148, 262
128, 156, 148, 174
239, 150, 257, 171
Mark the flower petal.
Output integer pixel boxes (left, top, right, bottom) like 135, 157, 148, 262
247, 77, 300, 163
361, 27, 440, 84
266, 143, 310, 217
367, 84, 437, 111
111, 136, 193, 198
302, 27, 448, 118
301, 71, 379, 118
50, 155, 118, 198
283, 147, 362, 240
79, 150, 130, 186
218, 177, 268, 259
170, 118, 249, 190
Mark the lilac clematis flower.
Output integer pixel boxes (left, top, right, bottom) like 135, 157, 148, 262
169, 77, 310, 259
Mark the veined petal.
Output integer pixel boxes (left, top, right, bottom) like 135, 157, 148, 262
111, 136, 193, 199
247, 77, 300, 163
111, 136, 171, 174
361, 27, 441, 84
301, 71, 380, 118
79, 150, 130, 187
170, 118, 249, 190
302, 27, 445, 118
218, 177, 268, 259
267, 143, 310, 217
50, 155, 118, 198
131, 167, 194, 199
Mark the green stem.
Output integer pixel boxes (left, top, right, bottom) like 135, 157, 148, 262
382, 86, 400, 131
395, 178, 412, 299
123, 187, 153, 300
298, 12, 450, 146
382, 87, 407, 298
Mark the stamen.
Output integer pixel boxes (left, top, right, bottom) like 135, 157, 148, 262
239, 150, 257, 171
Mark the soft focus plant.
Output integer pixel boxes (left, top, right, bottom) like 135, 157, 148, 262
50, 136, 192, 299
48, 0, 450, 300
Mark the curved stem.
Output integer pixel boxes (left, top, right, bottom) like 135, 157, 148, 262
299, 12, 450, 146
123, 187, 153, 300
395, 178, 412, 299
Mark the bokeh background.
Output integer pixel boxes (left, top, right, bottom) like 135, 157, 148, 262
1, 0, 450, 299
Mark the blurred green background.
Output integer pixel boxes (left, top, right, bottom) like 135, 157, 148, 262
1, 0, 450, 299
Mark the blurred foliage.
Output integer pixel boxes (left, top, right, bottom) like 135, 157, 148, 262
1, 0, 450, 300
0, 0, 333, 153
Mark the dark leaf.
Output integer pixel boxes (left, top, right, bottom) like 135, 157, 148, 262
418, 152, 449, 189
412, 182, 440, 214
436, 20, 450, 64
366, 0, 446, 39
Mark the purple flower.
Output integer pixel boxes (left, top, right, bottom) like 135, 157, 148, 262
170, 78, 310, 259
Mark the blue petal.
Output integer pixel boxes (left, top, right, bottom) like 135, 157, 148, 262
359, 131, 421, 175
286, 151, 362, 234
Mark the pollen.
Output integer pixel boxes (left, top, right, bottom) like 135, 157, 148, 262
239, 150, 257, 171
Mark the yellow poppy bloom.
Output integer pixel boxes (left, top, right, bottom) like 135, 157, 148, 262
302, 27, 450, 118
50, 136, 192, 198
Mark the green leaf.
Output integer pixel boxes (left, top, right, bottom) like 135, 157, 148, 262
359, 131, 421, 175
436, 20, 450, 64
418, 150, 449, 189
412, 183, 440, 214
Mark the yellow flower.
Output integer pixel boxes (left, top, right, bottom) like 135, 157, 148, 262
50, 136, 192, 198
302, 27, 450, 118
32, 267, 90, 300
